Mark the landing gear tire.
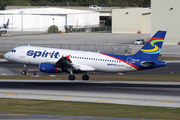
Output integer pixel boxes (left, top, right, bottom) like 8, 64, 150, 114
68, 75, 76, 81
82, 75, 89, 81
22, 70, 26, 75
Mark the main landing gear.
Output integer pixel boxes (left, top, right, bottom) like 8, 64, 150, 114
68, 68, 89, 81
68, 75, 76, 81
82, 72, 89, 80
68, 74, 89, 81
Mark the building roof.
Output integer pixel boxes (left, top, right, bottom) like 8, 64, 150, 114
0, 7, 96, 15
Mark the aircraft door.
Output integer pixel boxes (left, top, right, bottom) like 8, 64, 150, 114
126, 57, 132, 68
19, 48, 26, 58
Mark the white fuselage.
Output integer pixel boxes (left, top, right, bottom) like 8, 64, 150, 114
4, 46, 137, 73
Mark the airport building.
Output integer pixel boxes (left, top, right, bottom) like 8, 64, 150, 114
112, 8, 151, 34
0, 7, 99, 31
151, 0, 180, 45
1, 0, 180, 44
112, 0, 180, 45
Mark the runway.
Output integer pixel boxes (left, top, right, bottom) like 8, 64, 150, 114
0, 80, 180, 108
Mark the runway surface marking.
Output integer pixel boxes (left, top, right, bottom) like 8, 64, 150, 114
95, 98, 124, 102
0, 114, 28, 116
45, 95, 73, 100
118, 73, 124, 75
1, 73, 7, 75
0, 93, 19, 96
145, 101, 176, 105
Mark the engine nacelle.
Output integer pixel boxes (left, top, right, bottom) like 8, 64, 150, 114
39, 63, 63, 73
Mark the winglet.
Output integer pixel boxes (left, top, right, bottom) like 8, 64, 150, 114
133, 31, 167, 60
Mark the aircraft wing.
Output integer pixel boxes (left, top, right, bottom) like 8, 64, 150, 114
46, 56, 95, 71
56, 56, 72, 68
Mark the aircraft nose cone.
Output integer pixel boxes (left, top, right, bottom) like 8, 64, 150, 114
4, 53, 10, 60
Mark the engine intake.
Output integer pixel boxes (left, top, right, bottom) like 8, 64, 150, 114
39, 63, 63, 73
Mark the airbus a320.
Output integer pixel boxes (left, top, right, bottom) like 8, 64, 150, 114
4, 31, 167, 80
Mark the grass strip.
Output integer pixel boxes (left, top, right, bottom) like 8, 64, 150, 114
0, 74, 180, 82
0, 98, 179, 119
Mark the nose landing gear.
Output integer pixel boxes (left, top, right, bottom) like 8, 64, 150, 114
22, 70, 26, 75
22, 64, 37, 75
22, 64, 28, 75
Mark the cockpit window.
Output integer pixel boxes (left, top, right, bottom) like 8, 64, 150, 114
11, 50, 16, 53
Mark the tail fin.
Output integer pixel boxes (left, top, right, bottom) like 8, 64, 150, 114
133, 30, 167, 60
5, 19, 9, 28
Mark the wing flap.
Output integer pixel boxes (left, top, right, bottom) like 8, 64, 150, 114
72, 63, 95, 71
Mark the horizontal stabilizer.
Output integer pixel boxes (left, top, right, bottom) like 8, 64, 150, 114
141, 61, 156, 67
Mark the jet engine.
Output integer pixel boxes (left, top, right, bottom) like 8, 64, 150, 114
39, 63, 63, 73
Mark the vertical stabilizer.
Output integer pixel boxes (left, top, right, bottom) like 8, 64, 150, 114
133, 31, 167, 60
5, 19, 9, 28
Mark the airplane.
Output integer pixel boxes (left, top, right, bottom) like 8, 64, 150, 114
0, 19, 9, 34
4, 30, 167, 81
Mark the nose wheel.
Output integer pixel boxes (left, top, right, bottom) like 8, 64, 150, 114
22, 70, 26, 75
